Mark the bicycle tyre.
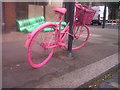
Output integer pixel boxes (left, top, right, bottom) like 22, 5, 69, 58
72, 24, 90, 50
27, 23, 57, 68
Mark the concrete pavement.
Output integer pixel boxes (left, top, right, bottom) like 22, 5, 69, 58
2, 24, 119, 88
35, 53, 118, 88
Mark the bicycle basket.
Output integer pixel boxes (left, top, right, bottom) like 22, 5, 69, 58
76, 4, 96, 25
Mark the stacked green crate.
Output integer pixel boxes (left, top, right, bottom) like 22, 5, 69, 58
16, 16, 45, 33
16, 16, 66, 33
26, 16, 45, 32
43, 22, 67, 32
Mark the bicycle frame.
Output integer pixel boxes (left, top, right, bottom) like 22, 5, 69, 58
25, 2, 80, 49
45, 22, 70, 49
27, 4, 77, 47
25, 1, 92, 68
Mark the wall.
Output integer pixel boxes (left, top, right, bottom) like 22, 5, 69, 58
49, 1, 63, 8
28, 5, 43, 18
4, 2, 16, 31
16, 2, 28, 20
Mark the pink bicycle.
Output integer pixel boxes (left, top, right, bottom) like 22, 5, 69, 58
25, 2, 96, 68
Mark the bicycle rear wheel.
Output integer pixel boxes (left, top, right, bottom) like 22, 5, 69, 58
72, 25, 90, 50
27, 24, 57, 68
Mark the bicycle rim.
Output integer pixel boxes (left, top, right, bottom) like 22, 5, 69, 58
72, 25, 90, 50
27, 25, 56, 68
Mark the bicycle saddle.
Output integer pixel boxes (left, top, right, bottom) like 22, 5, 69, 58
53, 8, 67, 15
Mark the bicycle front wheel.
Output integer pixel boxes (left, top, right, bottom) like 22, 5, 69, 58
72, 25, 90, 50
27, 24, 57, 68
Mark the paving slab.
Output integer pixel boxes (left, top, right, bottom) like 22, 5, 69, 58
35, 53, 118, 88
2, 24, 118, 88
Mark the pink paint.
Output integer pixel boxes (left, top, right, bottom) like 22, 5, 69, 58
25, 1, 96, 68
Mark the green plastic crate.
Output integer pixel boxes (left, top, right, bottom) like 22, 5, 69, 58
16, 16, 45, 33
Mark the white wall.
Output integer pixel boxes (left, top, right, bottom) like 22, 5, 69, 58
28, 5, 43, 18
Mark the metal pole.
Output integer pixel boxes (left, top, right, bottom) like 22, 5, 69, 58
67, 2, 75, 57
102, 2, 106, 28
43, 5, 46, 21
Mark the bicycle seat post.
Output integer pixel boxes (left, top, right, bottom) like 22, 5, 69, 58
58, 14, 63, 30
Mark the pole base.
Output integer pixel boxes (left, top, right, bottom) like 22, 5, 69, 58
68, 52, 72, 57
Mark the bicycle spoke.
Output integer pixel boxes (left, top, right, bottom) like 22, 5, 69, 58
27, 24, 56, 68
72, 25, 90, 50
